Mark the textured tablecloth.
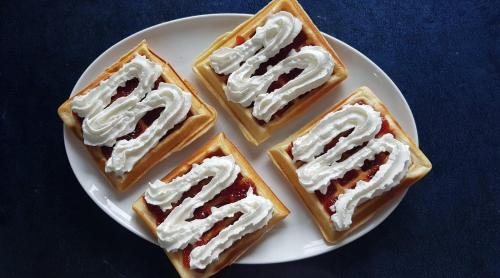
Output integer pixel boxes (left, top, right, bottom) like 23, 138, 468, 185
1, 0, 498, 277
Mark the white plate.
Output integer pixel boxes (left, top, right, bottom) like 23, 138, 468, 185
64, 14, 418, 264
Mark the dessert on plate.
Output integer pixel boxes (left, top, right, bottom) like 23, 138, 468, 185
193, 0, 347, 145
58, 41, 216, 191
268, 86, 432, 243
133, 133, 289, 277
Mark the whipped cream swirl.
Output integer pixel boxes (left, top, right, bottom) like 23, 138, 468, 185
71, 55, 192, 176
331, 134, 411, 231
209, 11, 334, 122
292, 104, 411, 231
145, 155, 273, 270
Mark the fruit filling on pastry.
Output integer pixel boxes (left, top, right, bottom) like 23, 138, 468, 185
71, 55, 192, 176
143, 153, 274, 270
289, 104, 411, 231
209, 11, 335, 123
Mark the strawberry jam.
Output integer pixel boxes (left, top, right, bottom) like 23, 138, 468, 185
146, 173, 257, 225
286, 143, 294, 158
361, 152, 389, 180
109, 77, 163, 103
315, 180, 341, 215
110, 78, 139, 102
191, 175, 256, 220
252, 30, 309, 77
267, 68, 304, 93
376, 118, 391, 138
235, 35, 246, 46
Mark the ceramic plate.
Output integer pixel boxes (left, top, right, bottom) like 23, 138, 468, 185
64, 14, 418, 264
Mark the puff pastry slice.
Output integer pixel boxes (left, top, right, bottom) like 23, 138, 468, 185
133, 133, 289, 277
58, 41, 216, 191
268, 86, 431, 243
193, 0, 347, 145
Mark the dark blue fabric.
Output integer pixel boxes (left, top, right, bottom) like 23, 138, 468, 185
1, 0, 499, 277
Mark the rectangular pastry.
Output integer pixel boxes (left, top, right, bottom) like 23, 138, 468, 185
58, 41, 216, 191
133, 133, 289, 277
268, 86, 432, 243
193, 0, 347, 145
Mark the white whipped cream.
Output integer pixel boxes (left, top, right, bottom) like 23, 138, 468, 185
105, 83, 191, 175
292, 104, 411, 231
210, 11, 301, 76
145, 155, 273, 270
209, 11, 334, 122
293, 104, 382, 193
71, 55, 192, 176
72, 55, 162, 137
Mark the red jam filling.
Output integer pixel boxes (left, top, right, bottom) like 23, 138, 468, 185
288, 112, 394, 216
182, 212, 243, 270
235, 35, 246, 46
144, 152, 259, 270
110, 78, 139, 102
252, 30, 309, 77
72, 111, 83, 123
314, 170, 359, 215
73, 76, 192, 160
376, 118, 390, 138
266, 68, 304, 93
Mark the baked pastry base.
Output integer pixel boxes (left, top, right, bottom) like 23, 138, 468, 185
133, 133, 289, 278
268, 86, 431, 244
58, 41, 216, 191
193, 0, 347, 145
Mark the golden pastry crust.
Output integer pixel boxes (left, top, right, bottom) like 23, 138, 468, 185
193, 0, 348, 145
268, 86, 432, 244
133, 133, 289, 278
57, 41, 217, 191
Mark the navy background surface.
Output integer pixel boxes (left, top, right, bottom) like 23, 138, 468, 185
1, 0, 499, 277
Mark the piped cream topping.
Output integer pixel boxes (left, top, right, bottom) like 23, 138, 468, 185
209, 11, 334, 122
292, 104, 411, 231
144, 155, 273, 270
331, 134, 411, 231
71, 55, 192, 176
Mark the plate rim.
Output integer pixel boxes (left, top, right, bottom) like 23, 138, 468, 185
63, 13, 419, 264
